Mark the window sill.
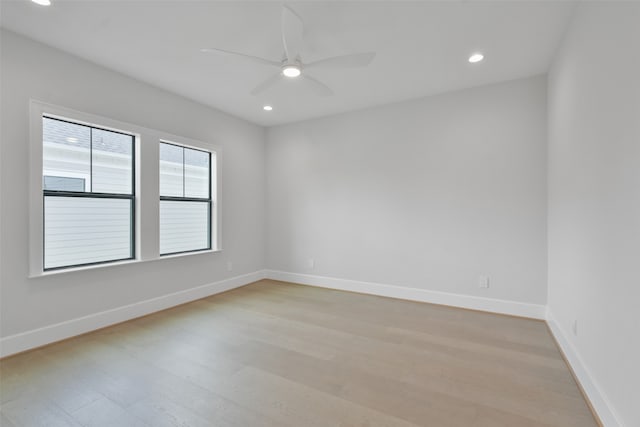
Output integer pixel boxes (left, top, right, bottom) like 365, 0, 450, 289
158, 249, 220, 260
29, 249, 221, 278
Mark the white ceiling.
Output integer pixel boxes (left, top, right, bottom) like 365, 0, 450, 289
0, 1, 576, 126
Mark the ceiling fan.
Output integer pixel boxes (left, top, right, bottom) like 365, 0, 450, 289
201, 5, 376, 96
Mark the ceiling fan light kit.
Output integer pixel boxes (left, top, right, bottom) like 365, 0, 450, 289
282, 64, 301, 78
201, 4, 375, 97
469, 53, 484, 63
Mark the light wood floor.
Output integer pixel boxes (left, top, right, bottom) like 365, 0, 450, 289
1, 280, 597, 427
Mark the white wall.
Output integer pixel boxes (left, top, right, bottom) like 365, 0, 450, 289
0, 30, 265, 339
547, 3, 640, 426
266, 75, 548, 306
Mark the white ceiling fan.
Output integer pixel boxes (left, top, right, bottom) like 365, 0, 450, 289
201, 5, 376, 96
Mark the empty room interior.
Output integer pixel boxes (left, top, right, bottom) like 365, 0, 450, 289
0, 0, 638, 426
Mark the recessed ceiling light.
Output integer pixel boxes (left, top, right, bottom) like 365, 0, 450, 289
66, 137, 79, 143
282, 65, 301, 78
468, 53, 484, 63
263, 105, 273, 111
32, 0, 51, 5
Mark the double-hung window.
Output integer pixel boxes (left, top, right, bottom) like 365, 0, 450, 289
159, 142, 212, 255
42, 116, 135, 270
31, 101, 219, 275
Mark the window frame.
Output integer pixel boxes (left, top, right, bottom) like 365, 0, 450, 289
29, 100, 221, 277
159, 141, 213, 256
42, 116, 137, 271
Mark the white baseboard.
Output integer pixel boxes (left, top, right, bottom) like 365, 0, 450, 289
265, 270, 546, 320
546, 310, 622, 427
0, 270, 268, 358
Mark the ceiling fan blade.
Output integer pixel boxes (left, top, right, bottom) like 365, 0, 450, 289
302, 75, 333, 96
281, 4, 304, 62
250, 73, 282, 96
201, 47, 280, 68
305, 52, 376, 71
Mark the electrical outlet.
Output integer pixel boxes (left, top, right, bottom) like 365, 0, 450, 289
306, 258, 315, 269
227, 261, 233, 272
572, 319, 578, 336
478, 275, 490, 289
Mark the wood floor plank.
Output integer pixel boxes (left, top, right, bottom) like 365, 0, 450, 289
150, 372, 282, 427
70, 397, 148, 427
0, 280, 598, 426
126, 395, 214, 427
225, 366, 421, 427
235, 340, 477, 427
1, 394, 82, 427
1, 411, 18, 427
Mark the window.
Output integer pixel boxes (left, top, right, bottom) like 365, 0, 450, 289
159, 142, 212, 255
30, 101, 220, 276
42, 116, 135, 270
